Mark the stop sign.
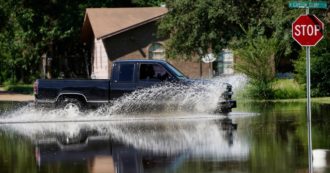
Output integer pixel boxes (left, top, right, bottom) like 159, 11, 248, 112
292, 14, 324, 46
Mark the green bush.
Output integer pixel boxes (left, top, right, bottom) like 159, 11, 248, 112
295, 52, 330, 97
293, 25, 330, 97
273, 79, 305, 99
236, 79, 304, 100
3, 84, 33, 94
249, 81, 275, 99
232, 29, 277, 99
235, 82, 274, 100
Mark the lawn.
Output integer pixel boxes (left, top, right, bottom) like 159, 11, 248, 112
2, 84, 33, 95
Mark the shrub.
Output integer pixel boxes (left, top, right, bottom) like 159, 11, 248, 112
273, 79, 305, 99
236, 79, 304, 100
293, 25, 330, 97
4, 84, 33, 94
232, 30, 277, 99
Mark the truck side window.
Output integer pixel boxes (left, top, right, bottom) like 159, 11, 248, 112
118, 64, 134, 82
140, 64, 155, 80
140, 64, 171, 81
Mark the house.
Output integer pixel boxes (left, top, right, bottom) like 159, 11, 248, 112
81, 7, 210, 79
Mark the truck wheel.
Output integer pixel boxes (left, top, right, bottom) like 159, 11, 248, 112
60, 98, 83, 112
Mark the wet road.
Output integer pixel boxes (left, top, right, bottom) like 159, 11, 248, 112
0, 101, 330, 173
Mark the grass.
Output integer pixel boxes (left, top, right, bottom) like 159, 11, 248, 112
237, 97, 330, 104
273, 79, 305, 99
235, 79, 305, 100
234, 79, 330, 102
3, 84, 33, 94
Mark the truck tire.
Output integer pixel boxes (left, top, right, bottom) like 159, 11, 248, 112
59, 98, 83, 111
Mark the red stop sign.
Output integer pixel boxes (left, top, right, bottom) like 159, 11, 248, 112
292, 15, 324, 46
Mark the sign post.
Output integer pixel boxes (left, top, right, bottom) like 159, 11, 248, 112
291, 3, 325, 172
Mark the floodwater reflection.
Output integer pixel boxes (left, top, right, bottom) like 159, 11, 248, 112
1, 101, 330, 173
1, 117, 248, 173
35, 118, 245, 173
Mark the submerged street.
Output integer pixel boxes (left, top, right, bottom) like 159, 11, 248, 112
0, 101, 329, 173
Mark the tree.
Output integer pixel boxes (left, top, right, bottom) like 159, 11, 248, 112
159, 0, 305, 99
158, 0, 297, 59
158, 0, 240, 58
0, 0, 139, 84
132, 0, 163, 6
293, 11, 330, 97
233, 29, 277, 99
294, 29, 330, 96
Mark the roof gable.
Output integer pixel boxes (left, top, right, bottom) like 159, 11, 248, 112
82, 7, 168, 41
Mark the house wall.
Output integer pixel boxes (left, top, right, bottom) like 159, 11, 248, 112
103, 22, 158, 61
101, 21, 209, 79
103, 22, 160, 78
168, 59, 209, 79
92, 38, 109, 79
90, 22, 210, 79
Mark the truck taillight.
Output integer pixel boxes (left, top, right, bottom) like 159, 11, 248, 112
34, 80, 38, 95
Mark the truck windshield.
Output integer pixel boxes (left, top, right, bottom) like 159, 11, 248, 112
164, 63, 188, 79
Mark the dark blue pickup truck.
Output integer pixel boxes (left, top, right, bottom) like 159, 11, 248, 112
34, 60, 236, 113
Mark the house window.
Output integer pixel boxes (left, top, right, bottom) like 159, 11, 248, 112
148, 43, 165, 60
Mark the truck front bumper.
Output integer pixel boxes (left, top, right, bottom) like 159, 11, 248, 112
216, 100, 237, 114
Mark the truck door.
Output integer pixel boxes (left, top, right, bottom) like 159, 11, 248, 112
136, 63, 172, 89
110, 62, 136, 99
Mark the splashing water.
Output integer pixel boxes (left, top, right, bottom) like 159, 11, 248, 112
213, 74, 248, 92
0, 104, 113, 123
0, 74, 248, 123
107, 74, 248, 114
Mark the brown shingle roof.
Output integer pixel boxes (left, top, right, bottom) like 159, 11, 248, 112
82, 7, 168, 41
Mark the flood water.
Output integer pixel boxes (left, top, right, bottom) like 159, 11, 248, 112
0, 101, 330, 173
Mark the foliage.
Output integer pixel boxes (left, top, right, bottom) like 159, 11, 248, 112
3, 84, 33, 94
159, 0, 305, 100
293, 17, 330, 97
159, 0, 298, 58
232, 29, 277, 99
0, 0, 150, 84
133, 0, 163, 6
294, 52, 330, 97
159, 0, 239, 58
237, 79, 305, 100
273, 79, 305, 99
159, 0, 306, 100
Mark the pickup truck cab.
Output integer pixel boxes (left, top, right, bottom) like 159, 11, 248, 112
34, 60, 236, 114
